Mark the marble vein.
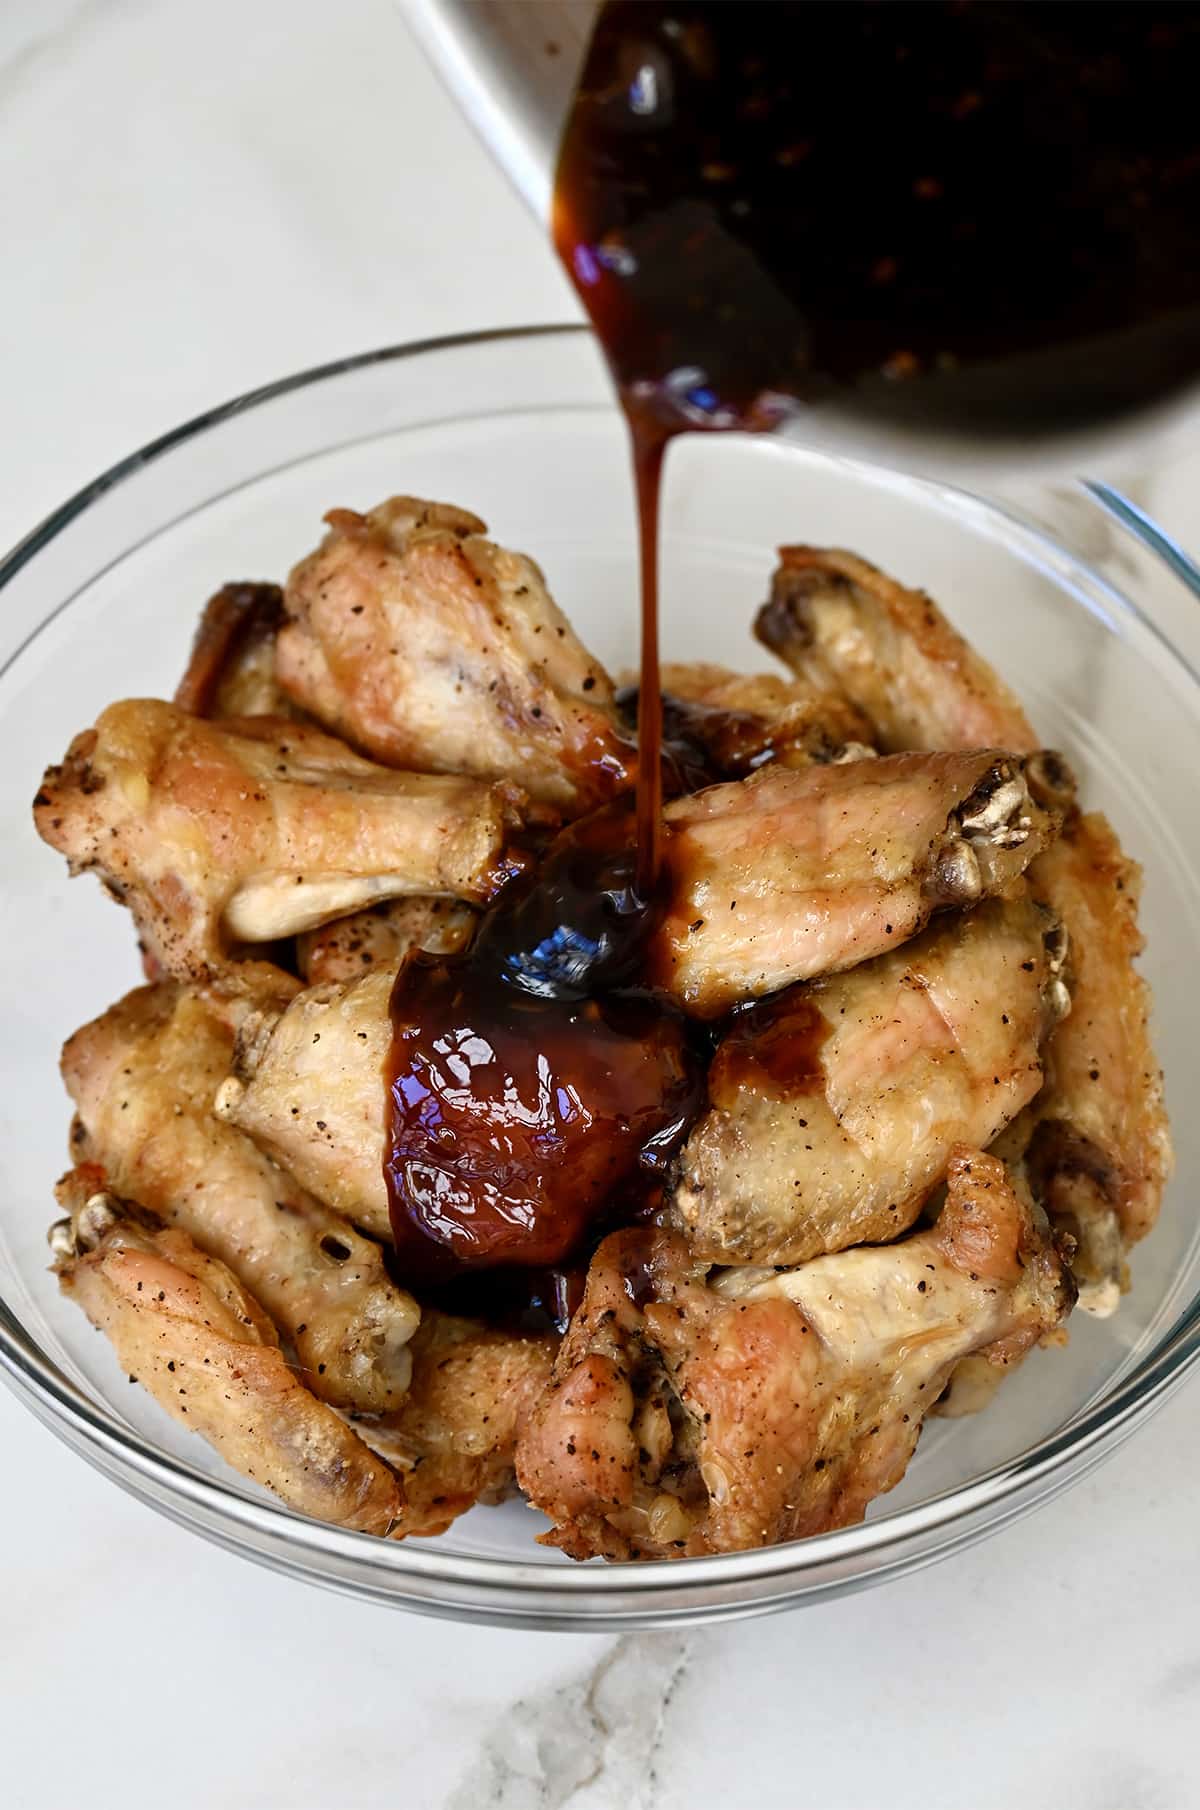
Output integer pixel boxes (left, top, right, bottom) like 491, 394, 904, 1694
447, 1633, 693, 1810
0, 0, 118, 110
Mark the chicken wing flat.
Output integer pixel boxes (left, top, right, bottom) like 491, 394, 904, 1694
297, 896, 476, 987
517, 1148, 1071, 1560
34, 700, 522, 985
174, 581, 297, 720
652, 660, 874, 775
1017, 814, 1172, 1312
354, 1311, 557, 1538
62, 982, 419, 1411
215, 964, 398, 1240
275, 497, 631, 812
672, 893, 1068, 1265
756, 546, 1039, 754
654, 747, 1068, 1015
51, 1167, 400, 1533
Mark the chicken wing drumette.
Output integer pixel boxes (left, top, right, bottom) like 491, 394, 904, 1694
516, 1148, 1073, 1560
275, 497, 632, 812
51, 1166, 400, 1533
672, 892, 1069, 1265
62, 982, 420, 1411
34, 700, 521, 987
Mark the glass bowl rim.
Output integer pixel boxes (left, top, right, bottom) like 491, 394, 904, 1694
2, 321, 1198, 1605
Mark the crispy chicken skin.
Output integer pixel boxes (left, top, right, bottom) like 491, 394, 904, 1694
654, 747, 1068, 1015
757, 546, 1039, 755
33, 700, 522, 986
1017, 815, 1172, 1312
761, 547, 1170, 1307
215, 964, 399, 1240
62, 983, 419, 1411
516, 1148, 1073, 1560
297, 896, 476, 987
672, 893, 1069, 1265
174, 581, 296, 720
275, 497, 631, 811
653, 660, 874, 773
51, 1166, 400, 1533
356, 1312, 557, 1538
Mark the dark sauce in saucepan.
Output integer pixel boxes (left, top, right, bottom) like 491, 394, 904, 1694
386, 2, 1200, 1324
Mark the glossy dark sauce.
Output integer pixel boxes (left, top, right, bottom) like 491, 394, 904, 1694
386, 0, 1200, 1307
709, 993, 830, 1107
385, 809, 704, 1294
618, 684, 809, 783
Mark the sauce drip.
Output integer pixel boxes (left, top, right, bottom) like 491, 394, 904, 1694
386, 808, 704, 1288
709, 993, 831, 1106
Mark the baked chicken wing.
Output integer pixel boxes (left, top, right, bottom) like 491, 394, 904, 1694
275, 497, 631, 811
672, 892, 1068, 1264
655, 746, 1069, 1015
34, 700, 521, 986
51, 1167, 400, 1533
756, 545, 1039, 754
516, 1148, 1072, 1560
62, 982, 419, 1411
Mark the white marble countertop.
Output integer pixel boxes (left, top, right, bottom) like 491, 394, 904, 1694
2, 5, 1199, 1807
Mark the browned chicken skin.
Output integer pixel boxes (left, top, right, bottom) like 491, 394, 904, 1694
672, 892, 1069, 1265
51, 1166, 401, 1534
758, 546, 1170, 1308
355, 1312, 557, 1539
516, 1148, 1072, 1560
33, 700, 522, 987
655, 746, 1069, 1015
297, 896, 476, 987
62, 983, 420, 1411
174, 581, 297, 720
275, 497, 631, 812
1019, 815, 1172, 1311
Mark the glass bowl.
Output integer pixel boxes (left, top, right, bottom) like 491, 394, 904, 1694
2, 326, 1198, 1630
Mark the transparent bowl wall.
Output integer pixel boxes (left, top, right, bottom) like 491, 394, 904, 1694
2, 326, 1198, 1629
